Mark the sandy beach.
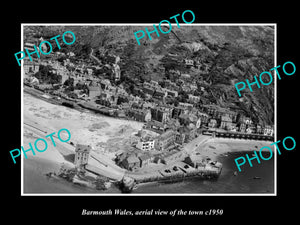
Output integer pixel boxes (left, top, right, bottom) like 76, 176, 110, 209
194, 137, 274, 161
23, 92, 144, 193
23, 92, 144, 160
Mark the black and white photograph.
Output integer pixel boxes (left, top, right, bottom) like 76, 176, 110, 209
21, 24, 275, 195
4, 4, 298, 223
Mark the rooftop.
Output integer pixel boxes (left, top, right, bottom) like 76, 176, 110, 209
158, 130, 175, 140
126, 154, 140, 164
75, 144, 91, 153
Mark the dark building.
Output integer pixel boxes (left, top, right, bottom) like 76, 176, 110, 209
172, 107, 183, 119
143, 86, 155, 96
151, 108, 164, 122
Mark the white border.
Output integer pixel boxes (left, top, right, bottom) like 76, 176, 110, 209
21, 23, 277, 196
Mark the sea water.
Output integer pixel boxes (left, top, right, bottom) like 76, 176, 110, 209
23, 151, 274, 194
133, 151, 275, 194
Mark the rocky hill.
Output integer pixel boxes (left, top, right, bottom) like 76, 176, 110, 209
24, 25, 275, 125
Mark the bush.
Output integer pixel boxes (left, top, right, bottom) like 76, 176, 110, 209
34, 65, 62, 84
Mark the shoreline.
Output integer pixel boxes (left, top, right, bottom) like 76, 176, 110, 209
23, 137, 274, 193
192, 137, 274, 161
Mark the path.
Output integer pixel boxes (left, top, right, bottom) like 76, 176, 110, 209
89, 48, 102, 64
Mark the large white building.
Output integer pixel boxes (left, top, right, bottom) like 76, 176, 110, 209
136, 136, 155, 151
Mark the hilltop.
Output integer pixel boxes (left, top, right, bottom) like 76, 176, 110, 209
23, 25, 275, 125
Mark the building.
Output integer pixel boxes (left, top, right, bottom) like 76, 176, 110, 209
153, 89, 166, 100
151, 108, 164, 123
181, 84, 191, 92
144, 109, 152, 122
198, 112, 209, 125
172, 107, 184, 119
245, 117, 253, 125
142, 101, 154, 109
246, 125, 256, 134
178, 113, 191, 126
188, 94, 200, 104
176, 126, 190, 144
181, 73, 191, 79
27, 76, 39, 85
74, 144, 91, 168
165, 89, 178, 98
143, 86, 155, 96
112, 63, 121, 81
238, 114, 253, 125
178, 124, 198, 144
256, 124, 264, 134
118, 153, 140, 171
229, 123, 238, 132
24, 60, 39, 74
138, 153, 152, 167
88, 86, 102, 98
208, 119, 217, 128
67, 52, 75, 57
166, 118, 181, 131
150, 80, 159, 87
100, 79, 112, 90
239, 123, 247, 133
178, 102, 193, 109
136, 136, 155, 151
155, 130, 176, 151
161, 149, 183, 165
264, 125, 274, 136
86, 68, 94, 76
39, 37, 48, 54
190, 83, 198, 92
184, 59, 194, 67
145, 120, 167, 133
220, 115, 232, 130
24, 42, 37, 52
127, 108, 147, 122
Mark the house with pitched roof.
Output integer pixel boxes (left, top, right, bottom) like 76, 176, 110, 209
116, 152, 140, 171
220, 115, 232, 130
155, 130, 176, 151
88, 86, 102, 98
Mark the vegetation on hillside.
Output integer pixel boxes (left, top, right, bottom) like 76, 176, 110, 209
25, 25, 274, 125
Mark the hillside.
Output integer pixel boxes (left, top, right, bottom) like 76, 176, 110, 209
23, 25, 275, 125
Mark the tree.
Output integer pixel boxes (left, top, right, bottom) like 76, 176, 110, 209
57, 55, 67, 63
64, 77, 74, 87
158, 80, 166, 88
50, 74, 62, 84
177, 90, 188, 102
34, 65, 61, 84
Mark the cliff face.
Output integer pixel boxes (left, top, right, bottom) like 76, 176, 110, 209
24, 25, 275, 125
